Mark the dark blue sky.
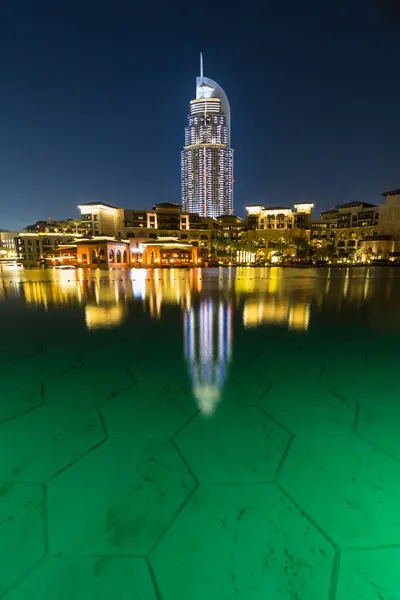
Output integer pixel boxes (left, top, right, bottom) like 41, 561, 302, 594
1, 0, 400, 230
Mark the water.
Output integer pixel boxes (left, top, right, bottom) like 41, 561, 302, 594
1, 266, 400, 599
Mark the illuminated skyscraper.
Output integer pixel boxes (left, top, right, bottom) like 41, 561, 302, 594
181, 54, 233, 218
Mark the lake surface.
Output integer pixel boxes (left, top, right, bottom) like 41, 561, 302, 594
1, 266, 400, 599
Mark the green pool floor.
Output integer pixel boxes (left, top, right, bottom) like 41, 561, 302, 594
1, 267, 400, 599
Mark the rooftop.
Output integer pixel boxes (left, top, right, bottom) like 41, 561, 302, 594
78, 202, 118, 209
382, 189, 400, 197
152, 203, 182, 210
335, 202, 376, 209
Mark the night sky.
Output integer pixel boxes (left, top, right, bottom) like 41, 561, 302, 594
1, 1, 400, 230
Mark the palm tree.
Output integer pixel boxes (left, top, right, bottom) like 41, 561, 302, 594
69, 218, 82, 235
314, 240, 336, 263
211, 236, 229, 260
289, 235, 313, 261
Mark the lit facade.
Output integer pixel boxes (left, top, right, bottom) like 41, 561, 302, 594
181, 56, 233, 218
245, 203, 314, 231
17, 232, 82, 266
139, 240, 199, 268
115, 203, 220, 257
77, 202, 118, 237
242, 203, 313, 249
76, 238, 130, 269
0, 232, 20, 260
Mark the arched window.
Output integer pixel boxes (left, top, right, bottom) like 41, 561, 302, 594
91, 249, 97, 264
109, 249, 115, 263
123, 250, 127, 263
99, 249, 106, 263
201, 234, 208, 240
116, 249, 121, 263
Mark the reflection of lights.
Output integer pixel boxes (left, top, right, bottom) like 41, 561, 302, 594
184, 299, 233, 416
243, 299, 310, 332
364, 268, 370, 300
193, 384, 221, 415
131, 270, 147, 301
85, 304, 126, 330
288, 304, 310, 331
343, 268, 350, 298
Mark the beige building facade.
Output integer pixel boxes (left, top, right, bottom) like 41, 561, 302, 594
76, 238, 130, 269
77, 202, 118, 237
17, 232, 83, 267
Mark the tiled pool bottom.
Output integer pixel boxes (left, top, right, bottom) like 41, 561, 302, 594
1, 268, 400, 599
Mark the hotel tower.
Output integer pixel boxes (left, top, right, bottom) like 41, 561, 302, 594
181, 54, 233, 218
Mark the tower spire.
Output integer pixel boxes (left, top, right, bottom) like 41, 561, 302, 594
200, 52, 203, 78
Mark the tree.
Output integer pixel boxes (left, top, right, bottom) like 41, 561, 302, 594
288, 235, 314, 261
69, 219, 82, 235
211, 236, 229, 260
314, 241, 336, 262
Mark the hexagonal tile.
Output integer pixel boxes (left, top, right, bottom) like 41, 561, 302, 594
260, 380, 356, 435
321, 361, 399, 408
336, 548, 400, 599
0, 482, 45, 596
3, 556, 157, 600
0, 404, 105, 482
0, 378, 42, 425
101, 384, 196, 440
48, 438, 195, 555
175, 406, 290, 483
279, 435, 400, 548
44, 362, 133, 409
151, 484, 334, 600
0, 349, 84, 424
358, 402, 400, 461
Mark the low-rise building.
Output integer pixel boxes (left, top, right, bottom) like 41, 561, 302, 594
139, 239, 199, 267
77, 201, 220, 258
242, 203, 313, 247
244, 203, 314, 232
0, 232, 20, 260
311, 193, 400, 261
77, 202, 118, 236
76, 237, 130, 269
358, 235, 400, 262
17, 232, 83, 267
216, 215, 245, 239
113, 202, 219, 257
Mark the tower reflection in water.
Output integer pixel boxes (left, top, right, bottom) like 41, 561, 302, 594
1, 267, 319, 410
184, 298, 233, 416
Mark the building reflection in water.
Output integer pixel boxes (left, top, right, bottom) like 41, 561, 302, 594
4, 266, 398, 405
85, 304, 126, 330
243, 300, 310, 331
184, 299, 233, 416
